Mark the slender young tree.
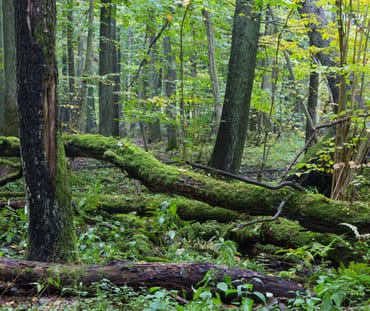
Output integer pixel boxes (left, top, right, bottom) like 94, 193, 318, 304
163, 36, 178, 150
209, 0, 261, 173
202, 8, 221, 133
1, 0, 18, 136
14, 0, 76, 262
79, 0, 96, 133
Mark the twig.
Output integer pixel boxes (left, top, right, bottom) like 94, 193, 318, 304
187, 161, 304, 191
281, 116, 353, 181
234, 194, 291, 228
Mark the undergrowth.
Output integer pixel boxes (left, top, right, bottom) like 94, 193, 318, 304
0, 135, 369, 310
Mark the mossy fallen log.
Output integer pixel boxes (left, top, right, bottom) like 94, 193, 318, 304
0, 194, 358, 263
0, 258, 302, 299
63, 134, 369, 234
0, 134, 369, 234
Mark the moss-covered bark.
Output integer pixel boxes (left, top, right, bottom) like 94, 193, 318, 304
14, 0, 76, 262
0, 134, 369, 235
63, 134, 369, 235
0, 258, 302, 298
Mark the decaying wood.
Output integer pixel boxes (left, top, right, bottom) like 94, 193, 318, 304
0, 258, 302, 298
0, 134, 369, 234
0, 194, 357, 263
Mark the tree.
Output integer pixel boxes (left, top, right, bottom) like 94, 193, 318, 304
99, 0, 115, 136
202, 8, 221, 133
78, 0, 96, 133
14, 0, 76, 262
0, 0, 3, 129
1, 0, 18, 136
209, 0, 261, 173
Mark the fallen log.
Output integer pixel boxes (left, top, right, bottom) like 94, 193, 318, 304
63, 134, 370, 234
0, 258, 302, 299
0, 194, 358, 263
0, 134, 369, 234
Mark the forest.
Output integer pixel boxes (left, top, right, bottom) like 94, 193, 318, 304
0, 0, 369, 310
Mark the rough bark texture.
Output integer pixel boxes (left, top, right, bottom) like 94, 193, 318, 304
209, 0, 261, 173
0, 258, 302, 298
1, 0, 18, 136
14, 0, 76, 262
0, 134, 369, 235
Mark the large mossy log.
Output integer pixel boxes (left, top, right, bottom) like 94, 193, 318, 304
0, 134, 369, 234
0, 194, 358, 263
0, 258, 302, 298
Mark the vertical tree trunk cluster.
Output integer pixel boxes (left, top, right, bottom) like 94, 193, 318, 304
14, 0, 76, 262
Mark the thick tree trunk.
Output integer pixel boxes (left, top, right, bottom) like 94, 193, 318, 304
14, 0, 76, 262
0, 134, 369, 234
0, 258, 302, 298
209, 0, 261, 173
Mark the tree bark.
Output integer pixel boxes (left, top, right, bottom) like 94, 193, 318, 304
78, 0, 95, 133
0, 258, 302, 298
202, 8, 222, 133
209, 0, 261, 173
1, 0, 18, 136
163, 36, 178, 150
0, 134, 369, 234
99, 0, 114, 136
14, 0, 76, 262
0, 193, 359, 263
0, 0, 4, 129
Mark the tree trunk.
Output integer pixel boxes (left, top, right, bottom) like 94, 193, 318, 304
305, 65, 318, 146
1, 0, 18, 136
202, 8, 222, 134
298, 0, 340, 108
79, 0, 95, 133
99, 0, 114, 136
1, 134, 369, 234
66, 0, 77, 128
0, 258, 302, 298
111, 4, 120, 137
14, 0, 76, 262
163, 36, 178, 150
0, 0, 3, 129
209, 0, 261, 173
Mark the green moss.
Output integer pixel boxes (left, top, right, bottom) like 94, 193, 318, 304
0, 136, 20, 149
54, 134, 76, 262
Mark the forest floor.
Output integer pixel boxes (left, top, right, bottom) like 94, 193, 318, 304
0, 132, 369, 310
